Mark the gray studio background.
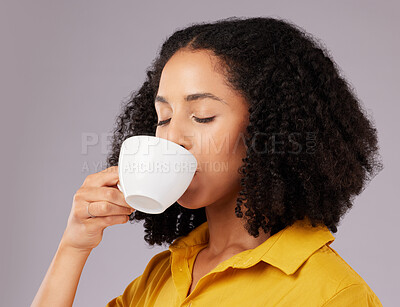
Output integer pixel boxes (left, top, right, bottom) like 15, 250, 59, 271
1, 1, 398, 306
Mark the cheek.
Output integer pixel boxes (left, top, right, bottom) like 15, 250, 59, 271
194, 145, 244, 202
180, 116, 249, 206
197, 127, 247, 175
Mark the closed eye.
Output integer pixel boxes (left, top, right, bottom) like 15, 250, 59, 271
155, 116, 216, 127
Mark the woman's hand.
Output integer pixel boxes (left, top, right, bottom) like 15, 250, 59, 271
60, 165, 135, 253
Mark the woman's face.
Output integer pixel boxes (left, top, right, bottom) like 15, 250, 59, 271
155, 48, 250, 210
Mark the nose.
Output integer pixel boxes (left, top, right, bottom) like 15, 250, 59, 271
162, 117, 193, 151
157, 118, 198, 172
167, 135, 192, 151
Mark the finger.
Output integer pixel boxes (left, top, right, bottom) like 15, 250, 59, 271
83, 166, 119, 188
88, 215, 130, 228
87, 201, 134, 217
77, 186, 133, 209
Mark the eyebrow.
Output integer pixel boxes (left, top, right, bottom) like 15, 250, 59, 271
154, 92, 228, 106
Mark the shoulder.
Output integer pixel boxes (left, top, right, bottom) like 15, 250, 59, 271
302, 245, 382, 306
136, 249, 171, 283
320, 283, 383, 306
307, 244, 371, 287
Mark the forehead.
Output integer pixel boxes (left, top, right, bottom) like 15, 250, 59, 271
157, 49, 245, 107
158, 49, 227, 91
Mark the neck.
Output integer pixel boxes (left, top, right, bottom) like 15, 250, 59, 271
203, 192, 271, 257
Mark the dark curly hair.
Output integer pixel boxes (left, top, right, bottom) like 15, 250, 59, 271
105, 16, 383, 247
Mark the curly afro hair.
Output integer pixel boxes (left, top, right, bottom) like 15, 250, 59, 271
106, 16, 383, 247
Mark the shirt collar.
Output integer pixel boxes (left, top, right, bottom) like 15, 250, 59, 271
168, 216, 335, 275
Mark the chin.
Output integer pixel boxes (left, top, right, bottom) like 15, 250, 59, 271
176, 195, 205, 210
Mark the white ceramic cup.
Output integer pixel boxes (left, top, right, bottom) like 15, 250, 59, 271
116, 135, 197, 214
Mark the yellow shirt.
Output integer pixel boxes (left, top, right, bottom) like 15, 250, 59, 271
106, 217, 382, 306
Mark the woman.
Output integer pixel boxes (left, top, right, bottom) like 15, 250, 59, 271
32, 17, 383, 306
